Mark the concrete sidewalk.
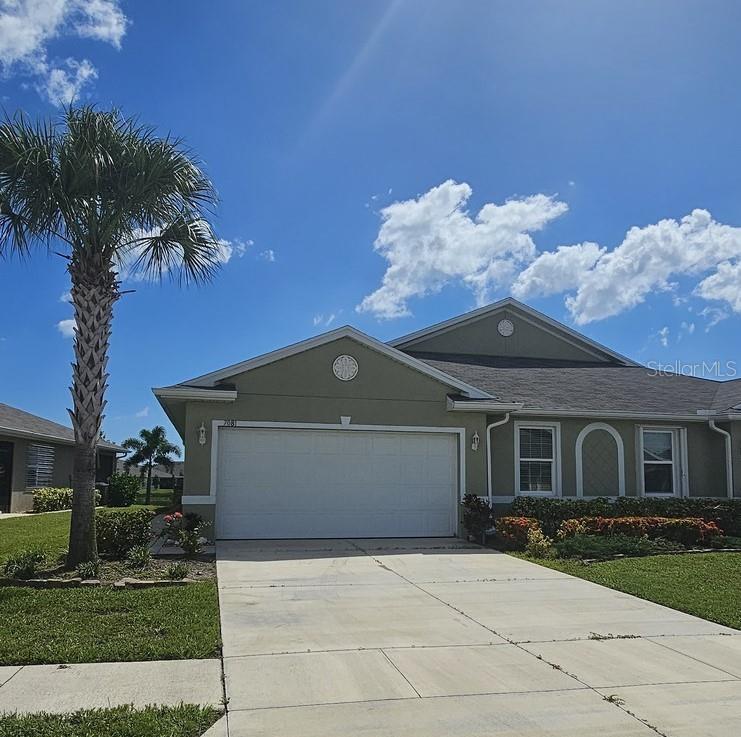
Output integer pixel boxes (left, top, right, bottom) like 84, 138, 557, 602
0, 658, 222, 715
218, 538, 741, 737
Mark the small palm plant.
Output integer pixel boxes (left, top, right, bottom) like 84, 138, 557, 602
0, 107, 223, 565
123, 425, 181, 504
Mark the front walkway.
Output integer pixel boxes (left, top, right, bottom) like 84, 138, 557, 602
0, 659, 222, 714
217, 538, 741, 737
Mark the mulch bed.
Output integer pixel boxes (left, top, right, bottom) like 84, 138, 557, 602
0, 555, 216, 587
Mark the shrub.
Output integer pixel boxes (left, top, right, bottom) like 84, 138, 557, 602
554, 534, 680, 560
494, 516, 541, 550
461, 494, 493, 541
96, 508, 154, 559
32, 487, 100, 513
126, 545, 152, 569
557, 516, 721, 546
525, 527, 556, 558
3, 548, 46, 579
106, 474, 141, 507
161, 512, 210, 557
166, 561, 189, 580
76, 559, 100, 579
512, 496, 741, 536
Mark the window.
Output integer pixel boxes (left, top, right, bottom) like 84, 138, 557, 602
515, 423, 560, 496
26, 443, 55, 488
640, 428, 682, 496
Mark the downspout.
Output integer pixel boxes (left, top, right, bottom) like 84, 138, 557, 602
486, 413, 512, 503
709, 420, 734, 499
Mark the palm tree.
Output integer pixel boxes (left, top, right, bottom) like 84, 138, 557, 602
122, 426, 181, 505
0, 107, 222, 566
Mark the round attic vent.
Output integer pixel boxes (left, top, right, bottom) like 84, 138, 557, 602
333, 354, 359, 381
497, 318, 515, 337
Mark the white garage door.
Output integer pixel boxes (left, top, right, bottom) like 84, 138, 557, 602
215, 427, 459, 539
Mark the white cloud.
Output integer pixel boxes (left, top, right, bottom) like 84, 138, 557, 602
57, 318, 75, 337
658, 326, 669, 347
259, 249, 276, 262
135, 406, 149, 418
514, 209, 741, 324
357, 180, 568, 319
0, 0, 127, 106
40, 56, 96, 105
312, 313, 336, 328
59, 290, 71, 302
695, 261, 741, 312
699, 306, 729, 332
512, 242, 604, 299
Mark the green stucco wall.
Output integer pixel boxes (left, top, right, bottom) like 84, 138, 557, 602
489, 416, 728, 498
182, 336, 488, 501
400, 309, 613, 362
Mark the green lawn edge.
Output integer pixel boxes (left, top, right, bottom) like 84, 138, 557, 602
512, 551, 741, 630
0, 704, 221, 737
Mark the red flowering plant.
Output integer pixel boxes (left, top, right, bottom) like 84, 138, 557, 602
494, 517, 541, 551
161, 512, 211, 557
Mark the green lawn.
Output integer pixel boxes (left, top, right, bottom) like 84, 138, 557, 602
0, 582, 221, 665
517, 552, 741, 630
0, 506, 165, 563
0, 705, 221, 737
0, 512, 71, 562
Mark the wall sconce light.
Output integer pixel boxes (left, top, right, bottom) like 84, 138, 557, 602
198, 422, 207, 446
471, 431, 480, 452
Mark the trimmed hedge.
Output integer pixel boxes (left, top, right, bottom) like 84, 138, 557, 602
32, 487, 101, 513
511, 496, 741, 536
558, 516, 722, 546
494, 516, 540, 550
96, 508, 155, 559
106, 473, 141, 507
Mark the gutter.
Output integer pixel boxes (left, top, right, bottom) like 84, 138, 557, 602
708, 420, 734, 498
486, 413, 514, 502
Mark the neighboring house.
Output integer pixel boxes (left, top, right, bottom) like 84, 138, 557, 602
116, 459, 184, 490
0, 403, 125, 513
154, 298, 741, 540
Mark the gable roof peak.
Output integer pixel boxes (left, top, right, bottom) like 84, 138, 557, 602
389, 297, 639, 367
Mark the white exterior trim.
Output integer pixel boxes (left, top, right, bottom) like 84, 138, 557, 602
636, 425, 689, 498
447, 399, 524, 412
513, 420, 562, 497
182, 494, 215, 505
198, 420, 467, 510
575, 422, 626, 497
152, 387, 238, 402
516, 409, 713, 422
176, 326, 492, 399
390, 297, 638, 367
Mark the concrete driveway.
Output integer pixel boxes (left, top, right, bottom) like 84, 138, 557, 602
217, 538, 741, 737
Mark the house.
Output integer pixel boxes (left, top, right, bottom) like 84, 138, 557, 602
154, 298, 741, 540
0, 403, 125, 513
116, 459, 185, 490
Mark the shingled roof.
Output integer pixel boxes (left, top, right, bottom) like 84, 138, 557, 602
0, 403, 124, 451
410, 353, 741, 417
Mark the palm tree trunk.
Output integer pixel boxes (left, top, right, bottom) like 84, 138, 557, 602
146, 462, 152, 505
67, 253, 119, 567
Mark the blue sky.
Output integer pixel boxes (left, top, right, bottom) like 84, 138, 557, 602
1, 0, 740, 446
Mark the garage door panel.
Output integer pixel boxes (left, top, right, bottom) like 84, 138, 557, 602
215, 428, 458, 539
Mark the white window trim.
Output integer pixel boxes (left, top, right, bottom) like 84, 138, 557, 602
575, 422, 626, 497
637, 425, 689, 498
514, 421, 562, 497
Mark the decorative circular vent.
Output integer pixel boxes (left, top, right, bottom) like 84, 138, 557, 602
497, 318, 515, 337
333, 354, 359, 381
